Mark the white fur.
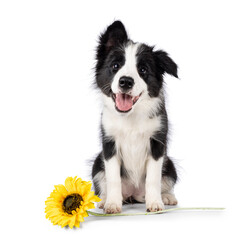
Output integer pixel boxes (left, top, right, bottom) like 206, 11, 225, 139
102, 104, 161, 188
104, 157, 122, 213
145, 156, 165, 211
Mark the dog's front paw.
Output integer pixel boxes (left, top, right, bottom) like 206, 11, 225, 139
146, 200, 165, 212
97, 199, 106, 209
104, 202, 122, 214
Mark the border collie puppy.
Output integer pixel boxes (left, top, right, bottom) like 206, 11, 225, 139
92, 21, 178, 213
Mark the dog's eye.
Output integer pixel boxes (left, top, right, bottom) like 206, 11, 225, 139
112, 63, 120, 71
139, 66, 147, 74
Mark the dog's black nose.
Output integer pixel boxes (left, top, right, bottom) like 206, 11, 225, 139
119, 77, 134, 91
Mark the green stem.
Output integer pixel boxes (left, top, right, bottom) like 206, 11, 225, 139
87, 207, 225, 217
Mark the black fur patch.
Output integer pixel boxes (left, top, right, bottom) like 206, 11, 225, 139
150, 108, 168, 160
154, 50, 178, 78
136, 44, 163, 97
92, 153, 104, 179
162, 157, 178, 183
96, 48, 126, 97
95, 21, 128, 97
96, 21, 128, 72
101, 126, 116, 160
150, 138, 162, 160
103, 138, 116, 160
136, 44, 178, 98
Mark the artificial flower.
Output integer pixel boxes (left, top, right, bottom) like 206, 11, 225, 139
45, 176, 101, 228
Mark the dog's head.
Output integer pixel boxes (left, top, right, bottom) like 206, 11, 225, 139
95, 21, 178, 115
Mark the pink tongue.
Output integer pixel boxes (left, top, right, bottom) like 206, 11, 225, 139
115, 93, 133, 112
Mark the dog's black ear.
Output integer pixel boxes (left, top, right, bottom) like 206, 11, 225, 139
154, 50, 178, 78
96, 21, 128, 62
101, 21, 128, 49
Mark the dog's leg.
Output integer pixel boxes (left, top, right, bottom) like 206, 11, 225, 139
146, 133, 166, 212
161, 176, 178, 205
92, 171, 107, 209
145, 156, 165, 212
104, 157, 122, 213
161, 157, 178, 205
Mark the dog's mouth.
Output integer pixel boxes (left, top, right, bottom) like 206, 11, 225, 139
112, 92, 142, 113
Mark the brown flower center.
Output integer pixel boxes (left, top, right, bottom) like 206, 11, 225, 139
62, 193, 82, 214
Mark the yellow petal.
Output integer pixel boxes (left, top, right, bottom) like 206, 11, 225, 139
76, 214, 85, 223
75, 177, 83, 191
45, 208, 61, 218
79, 183, 92, 196
68, 215, 76, 229
83, 202, 95, 210
88, 194, 101, 203
83, 191, 95, 202
82, 211, 89, 217
60, 217, 70, 228
65, 177, 75, 192
73, 220, 80, 228
54, 184, 68, 195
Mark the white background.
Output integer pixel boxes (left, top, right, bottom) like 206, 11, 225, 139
0, 0, 239, 239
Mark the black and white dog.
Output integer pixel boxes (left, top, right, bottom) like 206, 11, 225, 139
92, 21, 178, 213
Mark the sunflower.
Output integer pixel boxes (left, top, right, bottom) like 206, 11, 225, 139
45, 176, 101, 228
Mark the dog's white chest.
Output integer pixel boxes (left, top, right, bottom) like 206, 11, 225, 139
116, 131, 149, 186
102, 109, 161, 187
